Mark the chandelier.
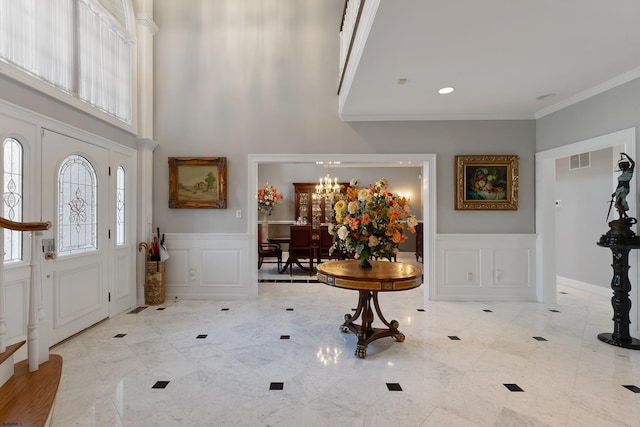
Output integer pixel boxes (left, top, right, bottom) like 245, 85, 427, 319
316, 173, 340, 200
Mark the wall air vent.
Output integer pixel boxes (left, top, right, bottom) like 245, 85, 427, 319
569, 152, 591, 170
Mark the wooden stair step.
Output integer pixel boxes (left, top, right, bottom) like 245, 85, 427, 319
0, 354, 63, 427
0, 340, 25, 366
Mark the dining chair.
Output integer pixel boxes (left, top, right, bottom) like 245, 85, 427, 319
288, 225, 314, 275
258, 226, 282, 270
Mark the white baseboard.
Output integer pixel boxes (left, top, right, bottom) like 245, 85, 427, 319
557, 275, 611, 297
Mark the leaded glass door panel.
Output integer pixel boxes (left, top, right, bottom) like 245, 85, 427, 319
41, 129, 110, 345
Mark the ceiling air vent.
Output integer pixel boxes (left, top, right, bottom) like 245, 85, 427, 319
569, 152, 591, 170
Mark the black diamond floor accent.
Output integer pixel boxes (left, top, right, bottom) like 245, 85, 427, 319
623, 385, 640, 393
504, 384, 524, 392
269, 382, 284, 390
352, 308, 357, 311
196, 334, 208, 339
128, 306, 147, 314
280, 335, 290, 340
221, 308, 230, 311
386, 383, 403, 391
156, 307, 165, 311
483, 309, 493, 312
286, 308, 294, 311
152, 381, 170, 389
114, 333, 127, 338
448, 336, 460, 340
549, 309, 560, 313
533, 336, 547, 341
417, 308, 426, 312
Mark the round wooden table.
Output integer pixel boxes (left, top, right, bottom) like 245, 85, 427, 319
316, 260, 423, 358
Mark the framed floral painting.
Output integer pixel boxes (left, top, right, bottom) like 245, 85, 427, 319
455, 155, 519, 210
168, 157, 227, 209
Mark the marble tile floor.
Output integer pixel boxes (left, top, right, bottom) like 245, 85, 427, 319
49, 258, 640, 426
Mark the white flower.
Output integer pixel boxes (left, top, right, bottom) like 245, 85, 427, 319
337, 226, 349, 240
348, 201, 359, 214
350, 178, 359, 187
407, 216, 418, 227
358, 189, 369, 202
368, 235, 379, 247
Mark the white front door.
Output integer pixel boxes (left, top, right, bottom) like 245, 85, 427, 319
41, 129, 110, 344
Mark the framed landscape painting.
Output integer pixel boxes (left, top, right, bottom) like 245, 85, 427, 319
455, 155, 519, 210
168, 157, 227, 209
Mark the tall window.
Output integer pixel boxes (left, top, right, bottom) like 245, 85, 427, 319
115, 165, 125, 245
58, 155, 97, 256
3, 138, 23, 262
0, 0, 134, 123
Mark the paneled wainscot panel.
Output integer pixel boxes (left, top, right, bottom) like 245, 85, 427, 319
436, 234, 536, 301
165, 234, 249, 300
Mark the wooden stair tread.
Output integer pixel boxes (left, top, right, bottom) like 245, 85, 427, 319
0, 341, 25, 365
0, 354, 63, 426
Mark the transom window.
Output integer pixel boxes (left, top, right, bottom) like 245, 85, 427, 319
58, 155, 98, 256
0, 0, 134, 124
3, 138, 23, 262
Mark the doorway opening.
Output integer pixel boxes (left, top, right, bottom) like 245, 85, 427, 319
248, 154, 437, 305
536, 128, 638, 336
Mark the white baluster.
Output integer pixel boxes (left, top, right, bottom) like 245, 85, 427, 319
27, 231, 39, 372
0, 226, 5, 354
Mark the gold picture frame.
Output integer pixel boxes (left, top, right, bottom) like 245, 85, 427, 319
168, 157, 227, 209
455, 155, 519, 210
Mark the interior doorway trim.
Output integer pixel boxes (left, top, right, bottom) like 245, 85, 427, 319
535, 128, 637, 335
248, 154, 437, 303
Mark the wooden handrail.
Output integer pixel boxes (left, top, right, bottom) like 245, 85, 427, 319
0, 217, 50, 232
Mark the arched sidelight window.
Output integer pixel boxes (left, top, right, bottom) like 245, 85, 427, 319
3, 138, 23, 262
58, 155, 98, 256
115, 165, 126, 246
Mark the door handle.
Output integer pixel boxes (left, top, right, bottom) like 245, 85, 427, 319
45, 252, 57, 260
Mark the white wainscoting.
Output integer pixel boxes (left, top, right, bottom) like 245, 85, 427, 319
435, 234, 536, 301
163, 233, 250, 300
3, 265, 30, 361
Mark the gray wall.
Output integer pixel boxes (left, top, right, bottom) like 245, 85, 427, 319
152, 0, 536, 235
555, 148, 612, 288
0, 74, 137, 149
537, 78, 640, 153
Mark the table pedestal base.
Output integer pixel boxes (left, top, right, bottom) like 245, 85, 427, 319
340, 290, 404, 358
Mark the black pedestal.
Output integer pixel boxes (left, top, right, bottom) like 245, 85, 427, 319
597, 218, 640, 350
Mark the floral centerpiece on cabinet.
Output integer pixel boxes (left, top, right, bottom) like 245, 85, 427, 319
257, 183, 283, 242
329, 178, 418, 268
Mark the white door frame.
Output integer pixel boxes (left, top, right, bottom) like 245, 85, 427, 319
536, 128, 638, 335
248, 154, 437, 303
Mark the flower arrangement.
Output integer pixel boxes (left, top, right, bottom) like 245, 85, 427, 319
257, 183, 283, 215
329, 178, 418, 266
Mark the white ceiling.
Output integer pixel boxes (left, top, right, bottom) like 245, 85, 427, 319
339, 0, 640, 121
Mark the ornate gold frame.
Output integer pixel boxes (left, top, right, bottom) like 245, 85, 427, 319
455, 155, 519, 210
168, 157, 227, 209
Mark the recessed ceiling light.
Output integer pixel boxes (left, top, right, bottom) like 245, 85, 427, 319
397, 78, 408, 85
438, 87, 455, 95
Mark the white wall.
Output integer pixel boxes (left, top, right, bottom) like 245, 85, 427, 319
555, 148, 613, 288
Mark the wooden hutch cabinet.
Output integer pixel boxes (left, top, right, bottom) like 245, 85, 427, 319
293, 183, 337, 227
